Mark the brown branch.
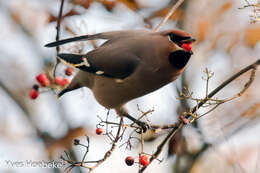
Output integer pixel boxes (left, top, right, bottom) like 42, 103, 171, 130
222, 67, 256, 102
56, 0, 65, 53
90, 117, 123, 170
53, 0, 65, 78
62, 117, 124, 172
154, 0, 185, 32
136, 60, 258, 133
239, 1, 260, 23
139, 59, 260, 172
139, 124, 182, 173
192, 59, 260, 114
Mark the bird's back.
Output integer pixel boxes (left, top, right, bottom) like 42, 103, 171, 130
86, 33, 180, 108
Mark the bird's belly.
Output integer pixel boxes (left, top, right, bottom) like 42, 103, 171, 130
92, 72, 174, 109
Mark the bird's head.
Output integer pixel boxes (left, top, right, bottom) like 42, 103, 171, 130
163, 30, 196, 69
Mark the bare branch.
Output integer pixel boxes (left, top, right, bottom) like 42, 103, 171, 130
56, 0, 65, 53
154, 0, 185, 32
139, 59, 260, 172
53, 0, 65, 78
62, 117, 124, 172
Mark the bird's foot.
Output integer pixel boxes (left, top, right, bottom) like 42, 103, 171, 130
135, 120, 149, 133
120, 112, 149, 133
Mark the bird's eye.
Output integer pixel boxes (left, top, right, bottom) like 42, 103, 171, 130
169, 33, 191, 44
169, 33, 183, 43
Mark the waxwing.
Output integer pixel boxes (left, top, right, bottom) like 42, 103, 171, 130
45, 29, 195, 131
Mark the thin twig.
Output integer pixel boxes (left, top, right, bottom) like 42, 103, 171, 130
62, 117, 124, 172
197, 104, 220, 119
130, 108, 154, 127
56, 0, 65, 53
81, 136, 90, 166
222, 67, 256, 102
139, 59, 260, 172
154, 0, 185, 32
191, 59, 260, 114
53, 0, 65, 77
139, 124, 182, 173
90, 117, 123, 170
141, 130, 144, 153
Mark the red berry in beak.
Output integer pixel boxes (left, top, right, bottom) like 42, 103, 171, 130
181, 42, 192, 52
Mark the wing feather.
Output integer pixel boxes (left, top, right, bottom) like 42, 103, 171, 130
45, 30, 151, 47
57, 51, 139, 79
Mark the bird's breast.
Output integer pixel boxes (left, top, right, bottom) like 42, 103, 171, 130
91, 66, 179, 109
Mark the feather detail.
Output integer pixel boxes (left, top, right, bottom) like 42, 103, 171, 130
57, 53, 114, 78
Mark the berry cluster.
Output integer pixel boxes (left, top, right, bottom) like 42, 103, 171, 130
124, 155, 149, 167
29, 67, 73, 100
73, 127, 150, 168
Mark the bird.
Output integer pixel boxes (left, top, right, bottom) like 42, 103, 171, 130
45, 29, 195, 132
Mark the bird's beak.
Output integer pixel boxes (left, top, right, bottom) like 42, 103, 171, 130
180, 37, 196, 43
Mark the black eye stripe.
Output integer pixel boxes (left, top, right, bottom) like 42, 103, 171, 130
169, 33, 190, 43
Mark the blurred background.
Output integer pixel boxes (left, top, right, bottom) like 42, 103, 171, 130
0, 0, 260, 173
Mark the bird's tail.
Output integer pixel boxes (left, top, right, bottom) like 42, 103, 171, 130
57, 83, 81, 99
45, 33, 102, 47
57, 88, 71, 98
45, 35, 89, 47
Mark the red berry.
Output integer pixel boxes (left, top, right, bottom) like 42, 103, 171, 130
55, 77, 70, 87
125, 156, 134, 166
181, 43, 192, 52
29, 88, 39, 99
36, 73, 50, 87
62, 78, 70, 86
139, 155, 149, 166
96, 128, 103, 135
65, 67, 73, 76
54, 77, 63, 86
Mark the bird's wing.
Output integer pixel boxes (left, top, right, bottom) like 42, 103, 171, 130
57, 51, 140, 79
45, 30, 151, 47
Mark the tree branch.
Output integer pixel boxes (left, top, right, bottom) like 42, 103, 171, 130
139, 58, 260, 172
53, 0, 65, 77
154, 0, 185, 32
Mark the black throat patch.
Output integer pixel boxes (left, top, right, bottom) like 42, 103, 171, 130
168, 50, 191, 69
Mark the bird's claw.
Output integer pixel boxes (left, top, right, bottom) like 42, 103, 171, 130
135, 121, 149, 133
